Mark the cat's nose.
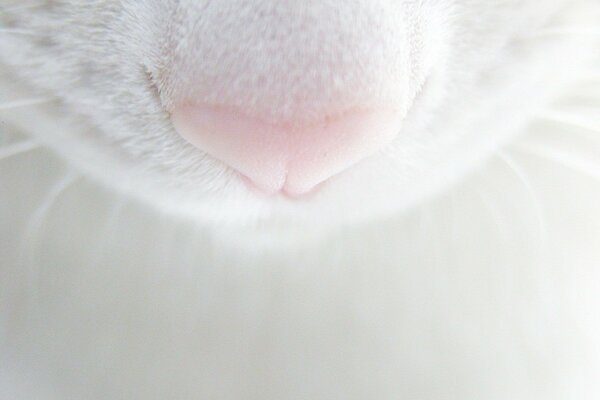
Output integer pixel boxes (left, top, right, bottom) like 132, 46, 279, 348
171, 104, 401, 196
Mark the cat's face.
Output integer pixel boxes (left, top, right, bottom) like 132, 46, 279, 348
0, 0, 572, 226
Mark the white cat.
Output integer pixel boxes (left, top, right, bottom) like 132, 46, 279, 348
0, 1, 599, 399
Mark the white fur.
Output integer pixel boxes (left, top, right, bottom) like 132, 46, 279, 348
1, 1, 600, 398
0, 0, 595, 225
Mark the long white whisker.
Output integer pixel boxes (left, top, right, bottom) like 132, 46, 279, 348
0, 28, 38, 36
497, 151, 547, 254
0, 140, 40, 161
1, 4, 46, 12
19, 172, 80, 306
86, 195, 128, 271
0, 97, 56, 110
473, 187, 510, 246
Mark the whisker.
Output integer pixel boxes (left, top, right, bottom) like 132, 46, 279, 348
19, 172, 80, 303
0, 97, 56, 110
473, 187, 511, 246
1, 4, 46, 12
85, 195, 128, 271
497, 151, 547, 253
0, 140, 40, 161
0, 28, 38, 36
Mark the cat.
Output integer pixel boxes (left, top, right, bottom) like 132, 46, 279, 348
0, 1, 599, 399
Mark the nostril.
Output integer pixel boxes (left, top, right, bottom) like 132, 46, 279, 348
170, 103, 403, 196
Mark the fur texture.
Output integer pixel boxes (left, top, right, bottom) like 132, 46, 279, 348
1, 1, 600, 399
0, 0, 596, 225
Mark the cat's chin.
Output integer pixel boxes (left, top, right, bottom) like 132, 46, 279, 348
116, 163, 401, 230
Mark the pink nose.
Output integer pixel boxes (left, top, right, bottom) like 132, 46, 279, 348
171, 104, 401, 196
